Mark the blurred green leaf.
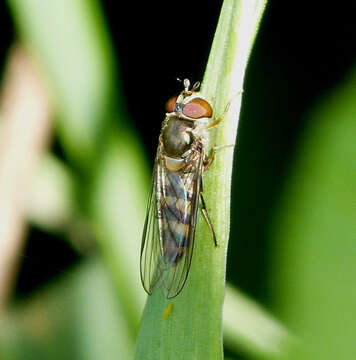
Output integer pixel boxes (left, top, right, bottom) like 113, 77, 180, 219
28, 155, 76, 231
0, 259, 133, 360
9, 0, 149, 317
8, 0, 149, 354
270, 67, 356, 359
224, 284, 294, 359
90, 132, 149, 333
8, 0, 116, 168
135, 1, 267, 359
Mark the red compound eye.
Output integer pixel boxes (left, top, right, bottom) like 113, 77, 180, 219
182, 98, 213, 119
165, 95, 178, 112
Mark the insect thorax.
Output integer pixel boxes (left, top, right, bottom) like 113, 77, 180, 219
161, 116, 194, 158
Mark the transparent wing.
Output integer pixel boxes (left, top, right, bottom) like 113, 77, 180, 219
140, 159, 165, 295
140, 146, 203, 298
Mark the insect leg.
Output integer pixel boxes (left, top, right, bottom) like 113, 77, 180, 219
205, 116, 222, 130
203, 143, 236, 170
204, 101, 234, 169
203, 147, 215, 170
199, 177, 218, 247
207, 89, 244, 131
214, 144, 235, 151
205, 100, 232, 131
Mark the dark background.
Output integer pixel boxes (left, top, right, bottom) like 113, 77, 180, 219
1, 0, 355, 317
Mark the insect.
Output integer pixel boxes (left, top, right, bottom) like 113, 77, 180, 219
140, 79, 221, 299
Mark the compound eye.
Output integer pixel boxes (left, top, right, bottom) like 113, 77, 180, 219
165, 95, 178, 112
182, 98, 213, 119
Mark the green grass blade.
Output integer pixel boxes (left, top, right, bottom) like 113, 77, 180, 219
135, 1, 267, 359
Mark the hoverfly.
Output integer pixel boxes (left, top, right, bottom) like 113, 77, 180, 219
140, 79, 221, 299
